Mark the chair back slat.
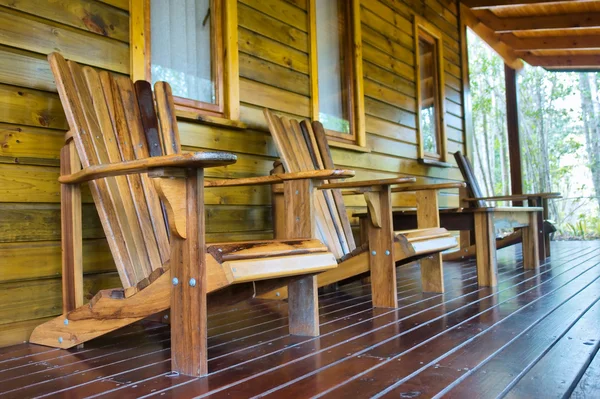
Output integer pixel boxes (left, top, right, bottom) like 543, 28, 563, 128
264, 109, 357, 259
454, 151, 486, 208
154, 82, 182, 155
49, 52, 172, 288
134, 81, 163, 158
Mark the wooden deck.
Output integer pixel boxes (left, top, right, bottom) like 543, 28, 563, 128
1, 241, 599, 398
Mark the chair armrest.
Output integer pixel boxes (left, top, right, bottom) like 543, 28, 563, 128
59, 152, 237, 184
320, 177, 416, 193
391, 182, 466, 193
463, 194, 528, 202
205, 169, 355, 188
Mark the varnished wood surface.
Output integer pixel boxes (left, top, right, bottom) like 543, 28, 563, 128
2, 241, 600, 398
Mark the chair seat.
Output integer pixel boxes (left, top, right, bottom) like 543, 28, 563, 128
395, 228, 458, 257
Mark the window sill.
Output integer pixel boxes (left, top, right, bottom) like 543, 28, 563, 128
327, 140, 371, 153
418, 157, 453, 168
176, 109, 247, 130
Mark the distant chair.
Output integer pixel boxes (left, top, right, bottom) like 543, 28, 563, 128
263, 109, 462, 304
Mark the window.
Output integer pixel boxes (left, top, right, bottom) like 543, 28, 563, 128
309, 0, 365, 148
415, 16, 447, 162
131, 0, 239, 120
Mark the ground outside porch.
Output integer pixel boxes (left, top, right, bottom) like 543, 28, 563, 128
0, 241, 599, 398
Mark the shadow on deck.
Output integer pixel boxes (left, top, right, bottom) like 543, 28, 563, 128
1, 241, 599, 398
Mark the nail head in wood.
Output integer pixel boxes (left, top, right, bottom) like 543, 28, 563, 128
172, 277, 179, 286
371, 250, 376, 256
189, 278, 197, 287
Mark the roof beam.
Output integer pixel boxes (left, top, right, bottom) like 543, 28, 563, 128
474, 9, 600, 32
460, 4, 524, 69
499, 33, 600, 51
462, 0, 597, 10
521, 53, 600, 67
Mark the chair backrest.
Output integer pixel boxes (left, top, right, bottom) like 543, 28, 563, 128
454, 151, 486, 208
49, 53, 183, 288
264, 109, 356, 260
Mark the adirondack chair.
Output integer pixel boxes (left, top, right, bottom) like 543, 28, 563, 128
452, 151, 561, 259
262, 110, 463, 307
366, 151, 551, 288
29, 53, 356, 377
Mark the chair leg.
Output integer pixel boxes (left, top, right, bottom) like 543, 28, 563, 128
156, 169, 208, 377
365, 187, 397, 308
474, 212, 497, 287
522, 212, 540, 270
288, 275, 319, 336
283, 179, 320, 336
416, 190, 444, 293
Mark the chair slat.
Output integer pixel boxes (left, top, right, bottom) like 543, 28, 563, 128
81, 66, 155, 279
113, 75, 171, 266
49, 53, 134, 287
454, 151, 486, 207
134, 81, 163, 157
154, 82, 181, 155
67, 60, 149, 284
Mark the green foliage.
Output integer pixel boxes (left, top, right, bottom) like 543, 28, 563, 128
467, 30, 600, 240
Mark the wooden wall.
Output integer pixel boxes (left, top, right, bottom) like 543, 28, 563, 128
0, 0, 466, 347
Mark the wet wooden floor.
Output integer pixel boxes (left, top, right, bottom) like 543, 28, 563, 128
1, 241, 599, 398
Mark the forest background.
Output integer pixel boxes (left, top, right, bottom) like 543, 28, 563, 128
467, 30, 600, 239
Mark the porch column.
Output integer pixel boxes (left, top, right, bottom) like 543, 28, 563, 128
504, 64, 524, 206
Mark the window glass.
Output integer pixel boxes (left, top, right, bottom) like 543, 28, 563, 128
419, 35, 440, 156
316, 0, 350, 134
150, 0, 215, 104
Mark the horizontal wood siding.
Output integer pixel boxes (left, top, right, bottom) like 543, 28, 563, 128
0, 0, 466, 347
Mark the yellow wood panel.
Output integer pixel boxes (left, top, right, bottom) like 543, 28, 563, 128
239, 3, 308, 52
363, 44, 414, 82
360, 7, 413, 50
367, 133, 418, 159
0, 203, 103, 242
97, 0, 128, 11
239, 0, 307, 32
361, 0, 413, 36
0, 317, 53, 347
239, 78, 310, 117
239, 52, 310, 97
239, 27, 308, 74
365, 96, 417, 128
365, 115, 417, 143
206, 205, 272, 233
331, 147, 462, 180
0, 0, 129, 42
361, 23, 414, 67
0, 273, 121, 325
0, 123, 63, 165
239, 102, 307, 130
0, 239, 115, 282
0, 7, 129, 74
0, 84, 67, 129
364, 78, 416, 113
363, 60, 415, 100
0, 46, 56, 92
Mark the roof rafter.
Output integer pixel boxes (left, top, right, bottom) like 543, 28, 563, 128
499, 33, 600, 51
473, 9, 600, 32
460, 4, 524, 69
462, 0, 597, 10
521, 53, 600, 67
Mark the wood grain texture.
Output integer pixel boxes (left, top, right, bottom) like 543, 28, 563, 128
416, 189, 444, 293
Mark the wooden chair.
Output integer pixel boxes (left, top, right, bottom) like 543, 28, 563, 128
262, 109, 463, 307
29, 53, 356, 377
452, 150, 561, 259
371, 151, 552, 288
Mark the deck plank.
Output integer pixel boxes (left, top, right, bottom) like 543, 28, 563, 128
0, 242, 599, 399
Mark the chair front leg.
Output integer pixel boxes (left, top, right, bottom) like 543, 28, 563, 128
416, 189, 444, 293
153, 168, 208, 377
364, 186, 397, 308
283, 179, 320, 336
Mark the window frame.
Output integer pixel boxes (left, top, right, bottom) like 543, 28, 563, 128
308, 0, 366, 149
130, 0, 240, 121
414, 16, 447, 163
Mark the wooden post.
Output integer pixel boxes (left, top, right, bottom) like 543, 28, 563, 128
416, 189, 444, 293
60, 140, 83, 314
474, 212, 497, 287
522, 212, 541, 270
365, 187, 397, 308
163, 169, 207, 377
284, 179, 319, 336
272, 161, 286, 240
505, 64, 524, 206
